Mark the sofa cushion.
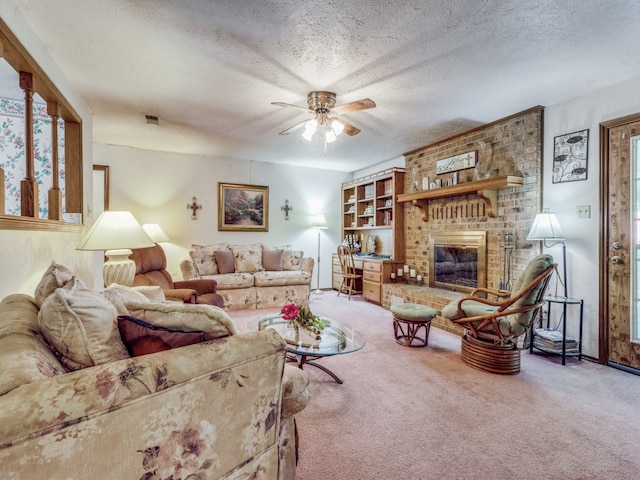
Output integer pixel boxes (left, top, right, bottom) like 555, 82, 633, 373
125, 301, 239, 338
0, 294, 67, 396
214, 249, 236, 274
282, 250, 304, 271
100, 284, 151, 316
33, 261, 75, 308
38, 277, 130, 370
254, 270, 312, 287
230, 245, 264, 273
190, 249, 218, 276
206, 272, 255, 289
262, 249, 284, 271
117, 315, 206, 356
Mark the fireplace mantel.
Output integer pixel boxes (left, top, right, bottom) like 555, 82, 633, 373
396, 175, 523, 221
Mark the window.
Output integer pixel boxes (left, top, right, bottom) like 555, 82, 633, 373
0, 18, 83, 231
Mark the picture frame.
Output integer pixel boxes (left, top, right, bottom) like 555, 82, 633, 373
552, 129, 589, 183
218, 182, 269, 231
436, 151, 477, 174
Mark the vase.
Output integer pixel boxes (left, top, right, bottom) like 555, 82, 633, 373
287, 321, 300, 343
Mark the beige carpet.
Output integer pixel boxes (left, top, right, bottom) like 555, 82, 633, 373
229, 293, 640, 480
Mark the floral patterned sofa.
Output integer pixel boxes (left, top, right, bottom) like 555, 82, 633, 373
181, 243, 314, 310
0, 263, 310, 479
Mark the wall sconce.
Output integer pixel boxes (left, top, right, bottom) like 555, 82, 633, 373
187, 196, 202, 220
281, 199, 292, 220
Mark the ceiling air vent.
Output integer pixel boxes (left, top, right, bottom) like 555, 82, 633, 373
145, 115, 160, 125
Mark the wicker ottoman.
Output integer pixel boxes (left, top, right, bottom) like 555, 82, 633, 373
391, 303, 437, 347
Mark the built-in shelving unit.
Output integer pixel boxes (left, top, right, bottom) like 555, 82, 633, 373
396, 175, 523, 221
341, 168, 405, 259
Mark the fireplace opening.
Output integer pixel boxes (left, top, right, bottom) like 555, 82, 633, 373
429, 231, 486, 293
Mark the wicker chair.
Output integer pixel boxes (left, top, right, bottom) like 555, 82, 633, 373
441, 254, 556, 374
336, 245, 362, 300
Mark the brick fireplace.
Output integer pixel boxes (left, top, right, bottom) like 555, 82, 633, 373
383, 106, 543, 334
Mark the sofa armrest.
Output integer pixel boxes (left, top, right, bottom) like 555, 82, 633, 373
163, 288, 197, 303
180, 259, 199, 280
174, 279, 218, 295
0, 329, 286, 447
281, 365, 310, 419
301, 257, 314, 274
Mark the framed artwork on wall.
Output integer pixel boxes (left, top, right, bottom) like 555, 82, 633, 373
552, 129, 589, 183
218, 182, 269, 231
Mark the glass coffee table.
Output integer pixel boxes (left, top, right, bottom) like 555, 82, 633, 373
249, 315, 366, 384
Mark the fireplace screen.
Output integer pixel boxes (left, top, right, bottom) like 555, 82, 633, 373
429, 231, 486, 292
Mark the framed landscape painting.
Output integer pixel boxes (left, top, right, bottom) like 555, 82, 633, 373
218, 182, 269, 231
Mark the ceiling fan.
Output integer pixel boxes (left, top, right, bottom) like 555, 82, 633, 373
271, 91, 376, 152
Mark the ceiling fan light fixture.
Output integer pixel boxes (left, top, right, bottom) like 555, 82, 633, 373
302, 118, 317, 141
330, 118, 345, 136
325, 129, 337, 143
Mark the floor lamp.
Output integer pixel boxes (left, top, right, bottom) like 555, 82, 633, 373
310, 214, 328, 294
526, 211, 568, 297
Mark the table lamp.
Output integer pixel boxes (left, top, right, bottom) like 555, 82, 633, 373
526, 211, 567, 297
78, 211, 154, 286
310, 214, 328, 294
142, 223, 170, 243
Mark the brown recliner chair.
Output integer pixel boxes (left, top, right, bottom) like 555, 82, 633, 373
130, 244, 224, 308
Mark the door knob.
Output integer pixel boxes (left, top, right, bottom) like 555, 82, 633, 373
611, 256, 623, 265
612, 242, 623, 250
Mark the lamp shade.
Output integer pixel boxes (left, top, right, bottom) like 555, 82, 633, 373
78, 211, 154, 251
526, 212, 566, 241
310, 214, 328, 229
142, 223, 170, 243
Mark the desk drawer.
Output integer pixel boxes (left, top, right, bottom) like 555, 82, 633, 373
363, 271, 381, 283
363, 261, 382, 273
363, 281, 381, 302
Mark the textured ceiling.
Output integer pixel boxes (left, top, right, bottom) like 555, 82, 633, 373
8, 0, 640, 172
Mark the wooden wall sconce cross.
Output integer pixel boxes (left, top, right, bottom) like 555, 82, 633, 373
187, 196, 202, 220
281, 199, 292, 220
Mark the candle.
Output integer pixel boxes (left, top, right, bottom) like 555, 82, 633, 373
403, 265, 409, 273
397, 268, 403, 277
417, 274, 422, 282
390, 273, 396, 280
410, 269, 416, 278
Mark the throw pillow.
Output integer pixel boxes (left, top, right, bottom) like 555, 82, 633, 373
38, 277, 130, 370
262, 248, 284, 271
230, 245, 264, 273
282, 250, 304, 271
34, 261, 76, 307
190, 249, 218, 276
117, 315, 206, 356
101, 284, 151, 316
191, 243, 228, 254
125, 301, 239, 339
214, 249, 236, 274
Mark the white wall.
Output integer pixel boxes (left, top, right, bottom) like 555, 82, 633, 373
0, 1, 94, 297
93, 144, 349, 289
544, 75, 640, 358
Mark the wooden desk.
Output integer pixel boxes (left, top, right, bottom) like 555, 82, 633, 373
332, 254, 403, 304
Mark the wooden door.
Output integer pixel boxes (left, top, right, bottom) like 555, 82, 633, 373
601, 114, 640, 371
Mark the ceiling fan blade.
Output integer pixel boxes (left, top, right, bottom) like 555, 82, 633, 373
332, 98, 376, 115
342, 121, 361, 136
278, 119, 308, 135
271, 101, 313, 114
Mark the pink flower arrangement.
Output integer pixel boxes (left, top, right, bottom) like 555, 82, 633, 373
281, 303, 300, 321
280, 303, 329, 339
